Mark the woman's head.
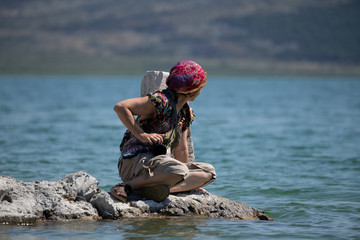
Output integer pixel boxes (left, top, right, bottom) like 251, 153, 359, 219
166, 60, 207, 97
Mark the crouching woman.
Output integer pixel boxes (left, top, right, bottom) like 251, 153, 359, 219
111, 60, 216, 202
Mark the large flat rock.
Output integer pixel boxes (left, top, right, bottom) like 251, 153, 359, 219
0, 171, 272, 223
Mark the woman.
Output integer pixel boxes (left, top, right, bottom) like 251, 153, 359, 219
111, 60, 216, 202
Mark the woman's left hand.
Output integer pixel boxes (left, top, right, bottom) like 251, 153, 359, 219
138, 132, 164, 145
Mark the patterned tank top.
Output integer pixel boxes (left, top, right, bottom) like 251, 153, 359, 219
120, 88, 194, 158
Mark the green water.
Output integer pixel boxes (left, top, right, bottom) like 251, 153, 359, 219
0, 76, 359, 239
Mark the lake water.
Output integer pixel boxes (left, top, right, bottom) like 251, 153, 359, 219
0, 75, 359, 239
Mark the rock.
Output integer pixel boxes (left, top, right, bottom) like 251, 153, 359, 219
140, 70, 169, 97
60, 171, 98, 202
0, 172, 272, 224
0, 172, 99, 224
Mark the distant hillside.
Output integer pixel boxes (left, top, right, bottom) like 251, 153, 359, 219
0, 0, 359, 75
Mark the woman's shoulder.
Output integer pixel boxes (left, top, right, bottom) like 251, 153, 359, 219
148, 89, 165, 103
148, 88, 175, 101
148, 89, 175, 113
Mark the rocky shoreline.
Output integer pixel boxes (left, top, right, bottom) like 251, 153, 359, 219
0, 171, 272, 224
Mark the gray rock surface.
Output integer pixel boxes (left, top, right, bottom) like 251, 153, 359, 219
140, 70, 169, 97
0, 171, 99, 223
0, 171, 272, 223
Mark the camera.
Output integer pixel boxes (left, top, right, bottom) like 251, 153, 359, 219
151, 144, 167, 156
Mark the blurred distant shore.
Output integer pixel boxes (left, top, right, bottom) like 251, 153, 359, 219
1, 56, 359, 76
1, 0, 359, 76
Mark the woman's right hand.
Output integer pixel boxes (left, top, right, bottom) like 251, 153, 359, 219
138, 132, 165, 145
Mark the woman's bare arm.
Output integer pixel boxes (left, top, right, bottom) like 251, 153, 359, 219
114, 96, 164, 145
173, 129, 189, 163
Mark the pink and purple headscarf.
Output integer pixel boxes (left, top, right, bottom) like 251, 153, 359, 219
166, 60, 207, 96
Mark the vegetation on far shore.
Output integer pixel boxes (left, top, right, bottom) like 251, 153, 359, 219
0, 0, 359, 76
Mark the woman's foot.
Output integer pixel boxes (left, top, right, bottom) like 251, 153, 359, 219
110, 183, 132, 202
197, 187, 208, 194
